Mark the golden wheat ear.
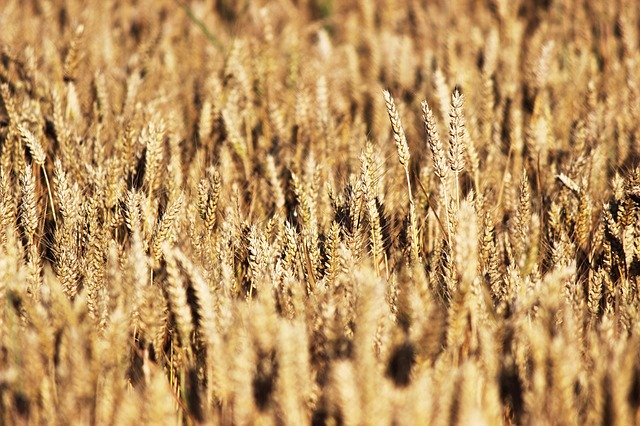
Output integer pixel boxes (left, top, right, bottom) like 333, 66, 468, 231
382, 90, 419, 259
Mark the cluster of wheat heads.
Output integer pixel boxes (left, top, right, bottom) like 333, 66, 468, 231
2, 0, 640, 424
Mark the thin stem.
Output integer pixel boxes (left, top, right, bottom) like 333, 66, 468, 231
42, 165, 57, 224
176, 0, 222, 50
415, 174, 447, 238
404, 167, 414, 206
455, 171, 460, 211
404, 166, 420, 260
442, 182, 453, 250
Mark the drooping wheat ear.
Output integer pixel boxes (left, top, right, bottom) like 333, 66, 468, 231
448, 90, 466, 209
18, 125, 45, 165
18, 124, 56, 223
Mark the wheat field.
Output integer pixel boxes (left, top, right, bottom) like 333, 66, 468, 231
1, 0, 640, 424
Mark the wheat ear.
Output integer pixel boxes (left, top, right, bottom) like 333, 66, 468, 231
18, 125, 56, 223
448, 90, 466, 210
383, 90, 419, 259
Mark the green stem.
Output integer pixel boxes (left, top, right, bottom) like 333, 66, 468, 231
176, 0, 222, 50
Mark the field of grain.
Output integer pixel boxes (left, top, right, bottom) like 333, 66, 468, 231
1, 0, 640, 424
